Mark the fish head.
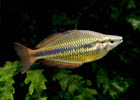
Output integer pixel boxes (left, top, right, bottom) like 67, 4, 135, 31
97, 35, 123, 51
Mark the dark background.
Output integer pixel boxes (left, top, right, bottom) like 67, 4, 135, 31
2, 0, 140, 100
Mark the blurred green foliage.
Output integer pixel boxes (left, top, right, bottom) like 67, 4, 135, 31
127, 15, 140, 31
110, 6, 121, 22
51, 11, 77, 32
127, 0, 136, 9
96, 67, 132, 99
52, 12, 77, 26
1, 0, 140, 100
91, 62, 134, 99
52, 69, 97, 100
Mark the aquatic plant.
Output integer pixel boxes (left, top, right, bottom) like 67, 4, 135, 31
0, 61, 47, 100
0, 61, 20, 100
0, 61, 133, 100
52, 69, 97, 100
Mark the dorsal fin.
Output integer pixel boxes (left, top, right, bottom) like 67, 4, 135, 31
36, 33, 64, 48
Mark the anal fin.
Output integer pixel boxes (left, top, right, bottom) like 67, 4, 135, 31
38, 59, 82, 69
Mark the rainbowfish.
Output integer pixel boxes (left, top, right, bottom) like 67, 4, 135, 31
14, 30, 123, 74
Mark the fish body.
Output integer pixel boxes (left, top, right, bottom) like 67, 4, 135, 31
14, 30, 123, 74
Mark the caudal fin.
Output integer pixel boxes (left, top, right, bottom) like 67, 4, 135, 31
14, 42, 36, 74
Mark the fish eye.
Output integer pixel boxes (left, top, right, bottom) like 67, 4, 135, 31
110, 40, 115, 43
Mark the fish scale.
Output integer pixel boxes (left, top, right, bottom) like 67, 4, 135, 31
42, 31, 100, 49
33, 42, 103, 63
33, 31, 108, 62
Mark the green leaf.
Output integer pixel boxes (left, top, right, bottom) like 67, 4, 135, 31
59, 77, 69, 91
53, 69, 97, 100
0, 61, 20, 100
132, 48, 140, 53
119, 54, 129, 64
127, 15, 140, 31
91, 62, 98, 72
74, 91, 96, 100
110, 6, 121, 22
109, 76, 132, 99
68, 83, 78, 94
127, 0, 136, 9
52, 69, 71, 91
97, 68, 110, 94
84, 88, 97, 95
52, 69, 71, 81
25, 70, 47, 100
96, 67, 133, 99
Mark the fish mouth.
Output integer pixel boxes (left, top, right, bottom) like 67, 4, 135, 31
116, 39, 123, 46
120, 39, 123, 43
111, 36, 123, 49
113, 36, 123, 44
118, 36, 123, 44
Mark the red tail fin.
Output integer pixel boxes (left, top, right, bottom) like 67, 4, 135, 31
14, 42, 36, 74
